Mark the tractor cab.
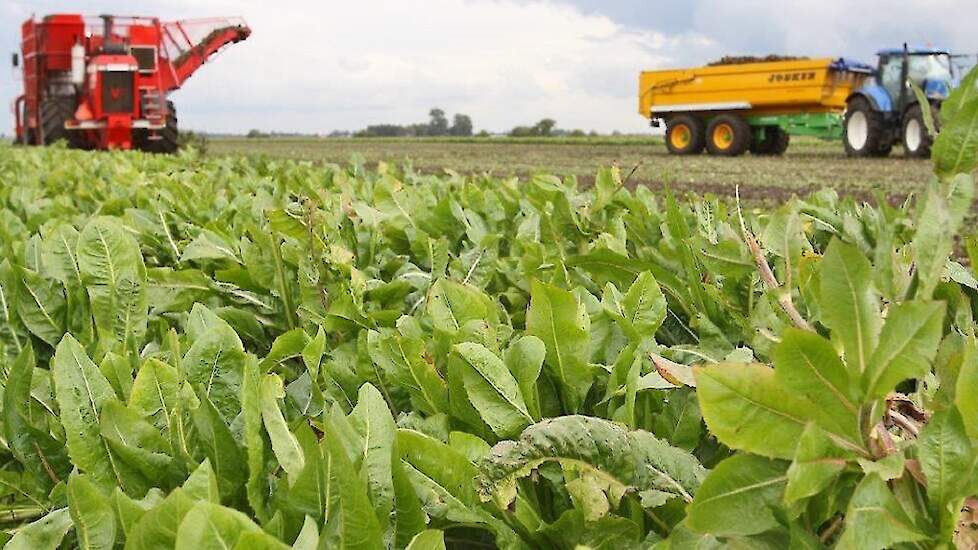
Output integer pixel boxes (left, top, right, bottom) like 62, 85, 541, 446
875, 47, 953, 107
842, 45, 955, 159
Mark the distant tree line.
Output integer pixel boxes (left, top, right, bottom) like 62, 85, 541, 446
509, 118, 598, 138
355, 108, 474, 138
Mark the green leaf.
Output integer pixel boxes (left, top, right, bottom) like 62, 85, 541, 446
68, 473, 116, 550
818, 239, 880, 376
958, 339, 978, 439
52, 334, 124, 489
367, 320, 448, 416
835, 474, 928, 549
933, 65, 978, 178
4, 508, 73, 550
321, 417, 385, 550
191, 395, 247, 501
862, 301, 945, 401
128, 359, 181, 444
291, 516, 319, 550
99, 400, 174, 495
173, 501, 262, 550
14, 266, 66, 346
451, 342, 533, 438
616, 271, 667, 340
241, 355, 268, 522
260, 373, 305, 479
784, 424, 849, 504
526, 280, 592, 413
503, 335, 545, 421
427, 278, 498, 336
918, 406, 976, 537
773, 329, 862, 444
405, 529, 446, 550
651, 388, 702, 451
181, 304, 246, 423
180, 229, 241, 264
348, 383, 396, 530
686, 455, 788, 537
77, 217, 148, 346
477, 416, 704, 511
695, 364, 818, 459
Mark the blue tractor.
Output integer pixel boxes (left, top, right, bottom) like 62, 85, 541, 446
843, 46, 954, 158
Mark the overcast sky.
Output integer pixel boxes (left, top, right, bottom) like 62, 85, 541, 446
2, 0, 976, 135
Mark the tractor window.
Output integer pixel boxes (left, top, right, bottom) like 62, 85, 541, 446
908, 54, 952, 84
879, 56, 904, 101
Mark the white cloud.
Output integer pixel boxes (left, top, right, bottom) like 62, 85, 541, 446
2, 0, 712, 134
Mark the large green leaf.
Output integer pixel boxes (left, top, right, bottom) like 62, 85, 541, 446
181, 304, 246, 423
958, 339, 978, 439
477, 416, 704, 512
526, 280, 592, 413
77, 217, 148, 346
68, 473, 116, 550
173, 501, 262, 550
695, 364, 820, 459
320, 418, 385, 550
128, 359, 181, 443
602, 271, 667, 342
862, 301, 945, 401
818, 239, 880, 376
259, 373, 305, 479
918, 406, 976, 537
4, 508, 73, 550
503, 335, 546, 421
933, 65, 978, 178
784, 424, 850, 504
686, 455, 788, 537
451, 342, 533, 438
52, 334, 124, 489
835, 475, 928, 548
773, 329, 862, 445
348, 383, 397, 530
367, 318, 448, 415
14, 266, 66, 346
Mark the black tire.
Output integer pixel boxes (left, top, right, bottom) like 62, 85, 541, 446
40, 97, 81, 147
750, 126, 790, 156
902, 103, 939, 159
138, 100, 179, 154
843, 97, 887, 157
705, 115, 751, 156
664, 115, 705, 155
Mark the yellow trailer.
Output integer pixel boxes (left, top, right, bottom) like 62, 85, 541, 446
639, 58, 872, 156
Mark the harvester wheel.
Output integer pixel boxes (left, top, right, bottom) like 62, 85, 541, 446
843, 97, 887, 157
902, 103, 939, 159
706, 115, 750, 156
665, 115, 704, 155
40, 97, 81, 148
139, 101, 179, 154
750, 127, 790, 156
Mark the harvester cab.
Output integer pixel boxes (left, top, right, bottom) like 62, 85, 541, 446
13, 13, 250, 152
842, 46, 953, 158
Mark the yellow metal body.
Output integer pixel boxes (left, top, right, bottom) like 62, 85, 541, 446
638, 58, 869, 118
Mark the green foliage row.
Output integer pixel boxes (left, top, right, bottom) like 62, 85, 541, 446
0, 68, 976, 550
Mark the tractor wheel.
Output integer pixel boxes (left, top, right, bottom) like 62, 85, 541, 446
843, 97, 887, 157
750, 127, 790, 156
665, 115, 705, 155
902, 103, 939, 159
139, 101, 179, 154
40, 97, 80, 147
706, 115, 751, 156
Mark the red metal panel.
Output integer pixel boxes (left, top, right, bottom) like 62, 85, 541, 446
39, 14, 84, 71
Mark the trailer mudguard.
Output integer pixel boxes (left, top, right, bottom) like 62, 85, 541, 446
848, 84, 894, 113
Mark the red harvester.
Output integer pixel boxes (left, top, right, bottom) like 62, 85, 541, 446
13, 14, 251, 152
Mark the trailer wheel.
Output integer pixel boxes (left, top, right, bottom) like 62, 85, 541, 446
138, 101, 179, 154
40, 97, 81, 148
902, 103, 939, 159
706, 115, 750, 156
843, 97, 886, 157
750, 127, 790, 156
665, 115, 704, 155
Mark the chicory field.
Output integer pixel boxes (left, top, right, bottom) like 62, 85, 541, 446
0, 71, 976, 549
